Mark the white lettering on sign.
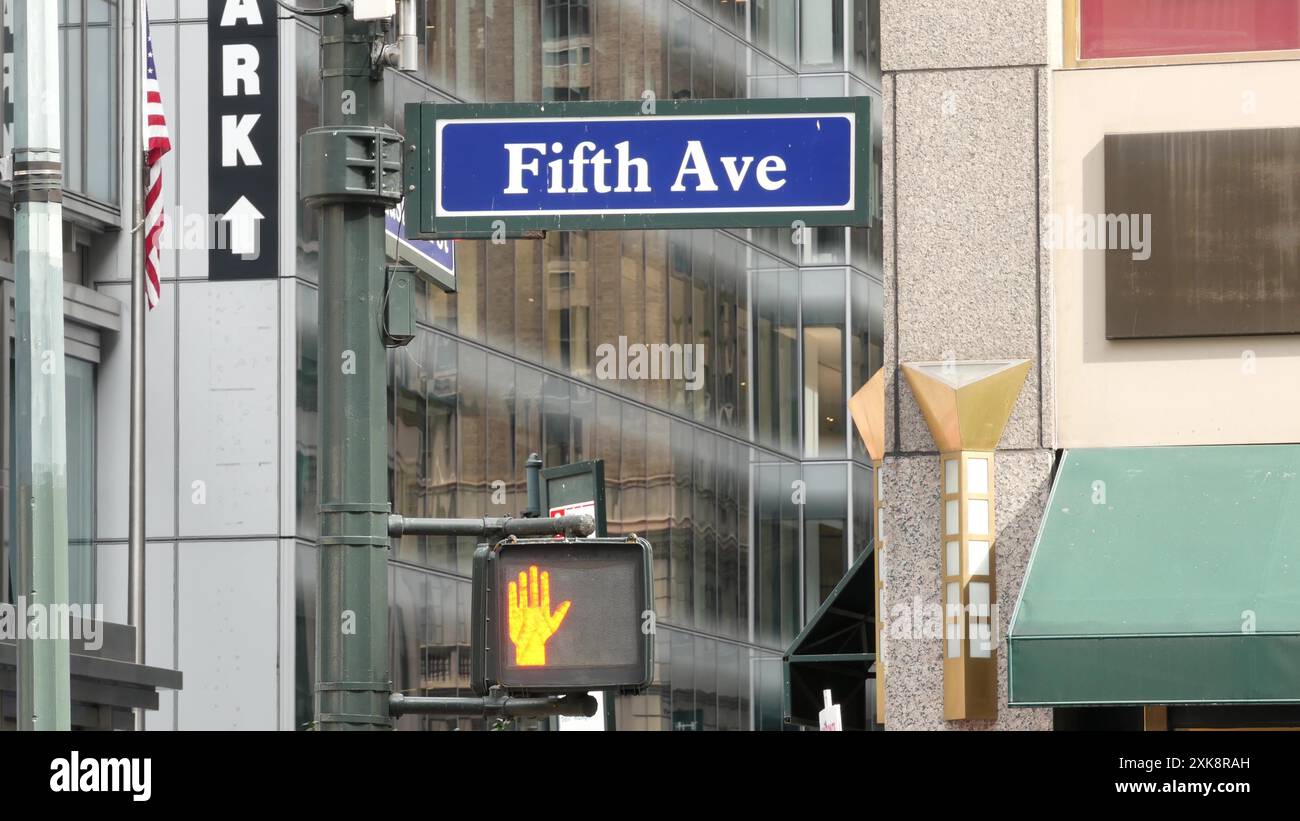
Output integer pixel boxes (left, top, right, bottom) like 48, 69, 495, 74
504, 140, 655, 196
720, 156, 754, 190
502, 139, 788, 196
221, 0, 264, 26
670, 141, 719, 193
222, 114, 262, 166
222, 43, 261, 96
756, 155, 788, 191
614, 141, 650, 193
503, 143, 546, 194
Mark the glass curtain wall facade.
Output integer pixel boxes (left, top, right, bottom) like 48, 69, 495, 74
57, 0, 120, 205
295, 0, 883, 731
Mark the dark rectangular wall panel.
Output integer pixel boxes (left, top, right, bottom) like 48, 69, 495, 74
1105, 127, 1300, 339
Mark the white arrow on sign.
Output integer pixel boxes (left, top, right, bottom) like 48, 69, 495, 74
221, 195, 264, 256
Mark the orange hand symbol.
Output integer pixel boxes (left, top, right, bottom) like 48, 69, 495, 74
507, 565, 571, 667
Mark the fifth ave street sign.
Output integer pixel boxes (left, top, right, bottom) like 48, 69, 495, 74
403, 97, 870, 237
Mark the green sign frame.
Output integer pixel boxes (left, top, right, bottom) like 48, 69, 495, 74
541, 460, 608, 538
403, 97, 871, 238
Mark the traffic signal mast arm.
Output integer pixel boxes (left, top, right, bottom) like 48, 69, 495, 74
387, 513, 596, 539
388, 688, 598, 720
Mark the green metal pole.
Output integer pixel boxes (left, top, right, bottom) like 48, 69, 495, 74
303, 10, 401, 730
12, 0, 71, 731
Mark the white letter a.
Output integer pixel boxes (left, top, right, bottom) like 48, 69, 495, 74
222, 0, 264, 26
671, 141, 719, 193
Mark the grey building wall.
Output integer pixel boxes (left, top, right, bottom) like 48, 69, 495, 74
879, 0, 1054, 729
93, 4, 298, 730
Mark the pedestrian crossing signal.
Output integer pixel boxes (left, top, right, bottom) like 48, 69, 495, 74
472, 535, 653, 695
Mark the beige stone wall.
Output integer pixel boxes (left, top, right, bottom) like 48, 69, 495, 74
880, 0, 1054, 730
1052, 61, 1300, 448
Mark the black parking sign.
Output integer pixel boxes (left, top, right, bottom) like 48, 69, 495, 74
208, 0, 278, 279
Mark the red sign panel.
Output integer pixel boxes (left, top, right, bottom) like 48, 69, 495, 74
1081, 0, 1300, 60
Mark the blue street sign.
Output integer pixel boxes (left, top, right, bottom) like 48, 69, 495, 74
404, 98, 871, 236
385, 202, 455, 292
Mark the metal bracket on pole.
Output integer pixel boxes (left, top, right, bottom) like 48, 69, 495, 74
300, 125, 403, 207
388, 687, 597, 720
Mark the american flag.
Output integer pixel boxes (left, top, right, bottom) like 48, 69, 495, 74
143, 4, 171, 310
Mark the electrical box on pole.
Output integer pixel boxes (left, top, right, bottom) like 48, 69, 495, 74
472, 536, 653, 696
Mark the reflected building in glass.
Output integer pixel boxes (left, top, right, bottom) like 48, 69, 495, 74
293, 0, 884, 731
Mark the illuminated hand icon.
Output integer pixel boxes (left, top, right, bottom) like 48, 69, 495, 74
507, 565, 571, 667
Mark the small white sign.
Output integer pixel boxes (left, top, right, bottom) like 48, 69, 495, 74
557, 691, 606, 732
352, 0, 396, 21
550, 500, 597, 539
818, 689, 842, 732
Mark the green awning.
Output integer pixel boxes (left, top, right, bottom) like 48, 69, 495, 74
1009, 445, 1300, 707
783, 545, 875, 729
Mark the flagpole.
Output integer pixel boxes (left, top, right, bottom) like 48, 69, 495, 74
128, 0, 148, 731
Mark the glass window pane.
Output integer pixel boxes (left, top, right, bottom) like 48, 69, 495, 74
695, 635, 718, 731
852, 462, 871, 562
485, 355, 517, 518
802, 463, 847, 612
694, 427, 717, 632
802, 269, 846, 459
717, 439, 740, 638
427, 334, 460, 569
618, 404, 647, 538
389, 566, 429, 732
670, 419, 695, 626
670, 629, 696, 730
392, 334, 431, 564
754, 0, 797, 66
754, 265, 799, 456
800, 0, 844, 68
542, 372, 571, 468
668, 1, 693, 98
65, 358, 95, 603
717, 639, 740, 729
456, 345, 487, 573
61, 27, 83, 194
86, 22, 116, 201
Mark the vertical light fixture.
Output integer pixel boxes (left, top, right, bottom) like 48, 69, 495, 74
901, 360, 1031, 721
848, 370, 886, 725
